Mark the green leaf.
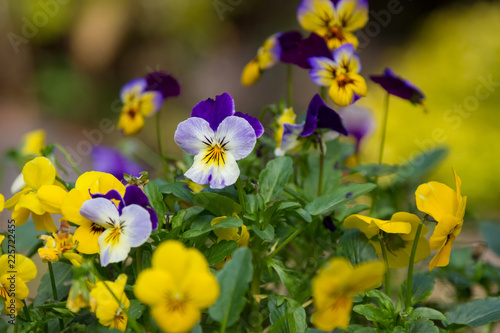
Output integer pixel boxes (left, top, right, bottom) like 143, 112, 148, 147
193, 192, 241, 216
209, 247, 253, 328
203, 240, 239, 266
305, 183, 377, 216
127, 300, 145, 320
34, 261, 73, 306
268, 295, 307, 333
259, 156, 293, 204
352, 163, 399, 177
365, 290, 393, 312
405, 318, 438, 333
252, 224, 275, 242
0, 296, 4, 312
353, 304, 393, 327
411, 307, 446, 322
401, 273, 435, 306
145, 181, 167, 225
392, 148, 448, 186
346, 325, 379, 333
182, 216, 242, 238
445, 297, 500, 328
269, 260, 309, 303
337, 229, 378, 265
480, 221, 500, 257
159, 182, 193, 203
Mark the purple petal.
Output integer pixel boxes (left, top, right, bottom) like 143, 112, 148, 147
234, 112, 264, 138
90, 189, 123, 202
174, 117, 215, 156
301, 94, 347, 137
146, 207, 159, 230
120, 205, 152, 247
145, 72, 181, 99
296, 33, 332, 68
370, 68, 425, 104
277, 31, 303, 65
123, 185, 158, 230
191, 93, 235, 131
276, 123, 305, 155
80, 198, 120, 228
300, 94, 321, 137
92, 146, 145, 181
120, 78, 146, 102
216, 116, 257, 160
339, 105, 375, 146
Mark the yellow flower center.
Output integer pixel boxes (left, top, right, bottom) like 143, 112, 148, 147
327, 26, 345, 41
105, 227, 122, 246
165, 291, 190, 314
90, 223, 106, 235
336, 74, 354, 88
202, 138, 227, 166
113, 308, 126, 327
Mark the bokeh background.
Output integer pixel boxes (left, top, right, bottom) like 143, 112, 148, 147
0, 0, 499, 307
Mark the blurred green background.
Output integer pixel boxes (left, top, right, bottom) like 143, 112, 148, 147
0, 0, 499, 217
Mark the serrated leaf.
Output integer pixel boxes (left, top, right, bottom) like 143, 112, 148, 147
203, 240, 238, 266
305, 183, 376, 216
209, 247, 253, 328
268, 295, 307, 333
402, 273, 435, 306
337, 229, 378, 265
259, 157, 293, 204
412, 307, 446, 321
445, 297, 500, 328
145, 181, 167, 225
193, 192, 241, 216
182, 216, 242, 238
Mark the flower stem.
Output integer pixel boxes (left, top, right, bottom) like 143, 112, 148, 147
136, 246, 143, 276
156, 111, 165, 161
317, 133, 325, 197
54, 143, 82, 175
22, 300, 31, 322
378, 234, 391, 296
48, 262, 64, 331
268, 223, 307, 259
405, 215, 427, 309
319, 86, 327, 101
287, 65, 293, 108
377, 93, 390, 165
235, 177, 246, 220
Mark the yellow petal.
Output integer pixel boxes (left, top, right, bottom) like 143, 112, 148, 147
0, 254, 37, 282
415, 181, 457, 222
241, 59, 262, 86
336, 0, 368, 31
238, 224, 250, 247
138, 92, 161, 117
0, 193, 4, 212
429, 234, 455, 271
117, 109, 145, 136
343, 214, 380, 239
151, 301, 201, 333
329, 81, 354, 107
374, 220, 412, 235
61, 189, 89, 225
313, 257, 353, 310
298, 0, 335, 32
12, 206, 30, 226
346, 260, 385, 295
62, 252, 83, 267
134, 269, 175, 306
5, 190, 29, 210
37, 185, 67, 214
429, 214, 460, 250
22, 157, 56, 190
17, 191, 44, 215
182, 271, 220, 308
349, 73, 368, 96
21, 129, 46, 156
312, 296, 352, 331
74, 221, 103, 254
0, 274, 29, 300
38, 248, 60, 262
32, 212, 57, 233
89, 173, 126, 198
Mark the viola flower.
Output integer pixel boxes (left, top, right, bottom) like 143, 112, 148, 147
61, 171, 126, 254
211, 214, 249, 268
38, 229, 75, 262
312, 257, 384, 331
90, 274, 130, 332
91, 146, 144, 180
5, 157, 67, 232
79, 194, 152, 266
0, 254, 37, 316
174, 93, 263, 189
309, 43, 368, 106
117, 71, 180, 136
416, 169, 466, 271
20, 129, 46, 156
344, 212, 431, 269
370, 68, 425, 105
338, 105, 375, 152
276, 94, 347, 156
134, 240, 219, 333
297, 0, 368, 49
273, 107, 297, 148
241, 33, 282, 86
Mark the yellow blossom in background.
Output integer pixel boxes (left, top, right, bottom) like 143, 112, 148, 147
274, 108, 297, 148
0, 254, 37, 316
61, 171, 125, 254
0, 193, 4, 214
37, 221, 80, 263
345, 212, 430, 269
20, 129, 46, 156
5, 157, 67, 232
241, 33, 281, 86
312, 257, 385, 331
416, 169, 466, 271
181, 180, 205, 193
134, 240, 220, 333
90, 274, 129, 332
211, 215, 249, 268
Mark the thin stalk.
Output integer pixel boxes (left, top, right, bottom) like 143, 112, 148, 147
287, 65, 293, 108
268, 223, 307, 259
136, 247, 143, 277
319, 86, 327, 101
317, 134, 325, 197
377, 93, 390, 165
54, 143, 82, 175
156, 111, 165, 161
22, 300, 31, 322
48, 262, 64, 331
235, 177, 247, 220
101, 281, 142, 333
378, 234, 391, 296
250, 262, 261, 333
405, 215, 427, 309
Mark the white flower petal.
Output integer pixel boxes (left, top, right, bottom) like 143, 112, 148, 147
120, 205, 152, 247
80, 198, 120, 228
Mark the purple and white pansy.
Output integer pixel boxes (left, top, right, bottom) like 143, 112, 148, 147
81, 185, 154, 266
174, 93, 263, 189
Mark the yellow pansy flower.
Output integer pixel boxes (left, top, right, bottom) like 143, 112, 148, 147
90, 274, 129, 332
134, 240, 220, 333
0, 254, 37, 316
20, 129, 46, 156
61, 171, 125, 254
345, 212, 431, 269
312, 257, 385, 331
5, 157, 67, 232
211, 215, 249, 268
37, 221, 80, 264
416, 169, 467, 271
274, 107, 297, 148
0, 193, 4, 214
241, 33, 281, 86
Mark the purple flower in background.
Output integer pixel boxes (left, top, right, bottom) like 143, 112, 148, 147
276, 94, 347, 155
174, 93, 263, 189
92, 146, 144, 180
370, 68, 425, 105
339, 105, 375, 152
91, 185, 159, 230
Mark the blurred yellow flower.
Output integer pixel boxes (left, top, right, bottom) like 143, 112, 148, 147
134, 240, 219, 333
37, 222, 80, 264
211, 215, 249, 268
20, 129, 46, 156
241, 33, 281, 86
345, 212, 430, 269
0, 254, 37, 316
312, 257, 384, 331
5, 157, 67, 232
416, 169, 466, 271
90, 274, 129, 332
274, 107, 297, 148
61, 171, 125, 254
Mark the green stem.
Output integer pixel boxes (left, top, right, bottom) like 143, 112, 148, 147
268, 223, 307, 259
235, 177, 247, 220
250, 261, 261, 333
54, 143, 82, 175
156, 111, 165, 161
136, 247, 143, 277
22, 300, 31, 322
319, 86, 327, 101
317, 134, 325, 197
377, 93, 390, 165
405, 215, 427, 309
378, 234, 391, 296
287, 65, 293, 108
101, 281, 142, 333
48, 262, 64, 331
